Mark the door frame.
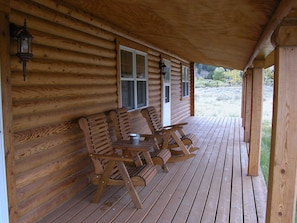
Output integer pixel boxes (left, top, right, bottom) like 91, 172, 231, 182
161, 59, 171, 126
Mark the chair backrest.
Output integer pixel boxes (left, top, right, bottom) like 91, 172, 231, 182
109, 107, 131, 141
141, 106, 163, 133
79, 113, 114, 175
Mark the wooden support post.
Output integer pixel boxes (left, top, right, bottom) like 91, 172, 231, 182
244, 68, 253, 142
266, 20, 297, 223
190, 62, 195, 116
0, 1, 18, 223
241, 73, 246, 125
248, 61, 264, 176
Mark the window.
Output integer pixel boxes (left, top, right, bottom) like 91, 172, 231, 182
182, 65, 190, 97
120, 46, 148, 110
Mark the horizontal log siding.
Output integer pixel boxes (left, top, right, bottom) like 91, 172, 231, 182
129, 49, 163, 135
10, 0, 116, 222
9, 0, 192, 222
171, 59, 191, 124
148, 49, 162, 109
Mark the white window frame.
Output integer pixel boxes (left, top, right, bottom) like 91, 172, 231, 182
182, 65, 190, 97
120, 45, 148, 111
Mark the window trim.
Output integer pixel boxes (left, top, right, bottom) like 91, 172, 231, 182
182, 65, 190, 98
119, 45, 148, 111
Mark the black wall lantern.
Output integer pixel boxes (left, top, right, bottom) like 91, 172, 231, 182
160, 61, 167, 76
10, 19, 33, 81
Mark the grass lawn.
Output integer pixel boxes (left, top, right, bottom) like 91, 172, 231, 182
261, 120, 272, 184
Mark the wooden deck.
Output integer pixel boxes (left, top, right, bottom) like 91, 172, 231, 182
37, 116, 267, 223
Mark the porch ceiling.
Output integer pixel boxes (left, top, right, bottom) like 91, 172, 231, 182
60, 0, 297, 70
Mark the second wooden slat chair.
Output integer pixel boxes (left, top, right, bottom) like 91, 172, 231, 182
109, 107, 171, 172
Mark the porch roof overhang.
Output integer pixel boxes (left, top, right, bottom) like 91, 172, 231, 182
61, 0, 297, 71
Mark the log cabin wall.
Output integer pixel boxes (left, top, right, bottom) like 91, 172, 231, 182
129, 50, 191, 133
171, 58, 191, 124
130, 48, 163, 134
9, 0, 192, 222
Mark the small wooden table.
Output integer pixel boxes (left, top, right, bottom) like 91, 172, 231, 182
112, 140, 155, 165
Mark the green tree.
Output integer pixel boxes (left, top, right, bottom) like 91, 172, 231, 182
212, 67, 225, 81
224, 69, 242, 85
206, 72, 213, 79
264, 67, 274, 85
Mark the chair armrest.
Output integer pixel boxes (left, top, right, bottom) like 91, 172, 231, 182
139, 133, 155, 138
139, 133, 164, 140
90, 153, 134, 162
161, 125, 183, 132
163, 122, 188, 129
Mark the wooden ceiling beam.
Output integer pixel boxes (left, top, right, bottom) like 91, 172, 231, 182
243, 0, 297, 72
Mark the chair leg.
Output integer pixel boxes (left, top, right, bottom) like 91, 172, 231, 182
189, 145, 199, 152
92, 161, 115, 203
170, 132, 191, 155
182, 138, 199, 152
116, 161, 143, 209
92, 183, 108, 203
142, 151, 153, 165
131, 151, 143, 166
162, 164, 169, 173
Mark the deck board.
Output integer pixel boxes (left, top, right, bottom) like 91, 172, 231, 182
144, 116, 214, 222
230, 118, 244, 223
169, 117, 218, 223
215, 118, 234, 223
143, 158, 193, 223
186, 117, 226, 222
37, 117, 267, 223
241, 140, 258, 223
200, 118, 230, 223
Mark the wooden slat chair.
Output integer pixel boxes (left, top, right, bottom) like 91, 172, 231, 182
78, 112, 157, 209
141, 106, 198, 162
109, 108, 171, 172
